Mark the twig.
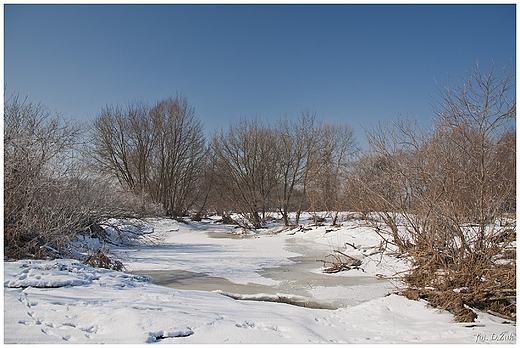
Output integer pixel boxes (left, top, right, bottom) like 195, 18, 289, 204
344, 242, 358, 249
333, 249, 361, 262
488, 295, 517, 301
486, 310, 516, 322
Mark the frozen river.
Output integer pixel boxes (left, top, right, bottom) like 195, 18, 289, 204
124, 224, 395, 309
7, 218, 512, 344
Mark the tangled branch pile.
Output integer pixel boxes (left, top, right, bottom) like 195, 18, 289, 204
84, 246, 124, 271
318, 249, 363, 274
401, 223, 516, 322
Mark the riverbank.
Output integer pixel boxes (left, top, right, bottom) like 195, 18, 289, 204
4, 215, 516, 343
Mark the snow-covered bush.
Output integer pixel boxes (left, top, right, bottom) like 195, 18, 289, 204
4, 95, 143, 260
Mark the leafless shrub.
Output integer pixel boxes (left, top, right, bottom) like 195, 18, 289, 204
4, 95, 142, 260
84, 245, 124, 271
352, 62, 516, 321
92, 219, 161, 246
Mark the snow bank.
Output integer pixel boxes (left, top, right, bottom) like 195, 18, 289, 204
4, 259, 152, 289
4, 259, 515, 344
4, 216, 516, 344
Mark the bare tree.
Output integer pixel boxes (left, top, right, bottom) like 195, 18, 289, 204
90, 107, 120, 186
432, 61, 516, 247
210, 118, 278, 228
306, 122, 358, 226
91, 96, 206, 218
208, 112, 357, 228
148, 97, 206, 217
274, 112, 316, 226
292, 111, 327, 226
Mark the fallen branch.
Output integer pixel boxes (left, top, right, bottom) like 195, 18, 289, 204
486, 310, 516, 322
333, 249, 361, 262
318, 250, 363, 274
344, 242, 358, 250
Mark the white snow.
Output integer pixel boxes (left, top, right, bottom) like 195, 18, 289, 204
4, 215, 516, 344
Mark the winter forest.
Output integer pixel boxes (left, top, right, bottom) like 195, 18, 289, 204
4, 62, 516, 326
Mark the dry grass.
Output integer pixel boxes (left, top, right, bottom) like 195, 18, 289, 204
401, 246, 516, 322
84, 247, 124, 271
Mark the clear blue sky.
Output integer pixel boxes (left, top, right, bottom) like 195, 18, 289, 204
4, 4, 516, 147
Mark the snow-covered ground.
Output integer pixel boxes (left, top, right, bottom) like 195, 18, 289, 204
4, 215, 516, 343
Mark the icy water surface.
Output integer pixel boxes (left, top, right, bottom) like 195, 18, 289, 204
132, 234, 393, 308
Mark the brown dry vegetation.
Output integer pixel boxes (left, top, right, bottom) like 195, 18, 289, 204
349, 62, 516, 322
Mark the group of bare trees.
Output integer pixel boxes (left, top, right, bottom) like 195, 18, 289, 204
5, 91, 358, 259
210, 114, 358, 228
4, 61, 516, 322
90, 102, 359, 229
348, 62, 516, 321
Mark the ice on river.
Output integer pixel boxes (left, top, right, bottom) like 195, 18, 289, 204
4, 216, 516, 344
